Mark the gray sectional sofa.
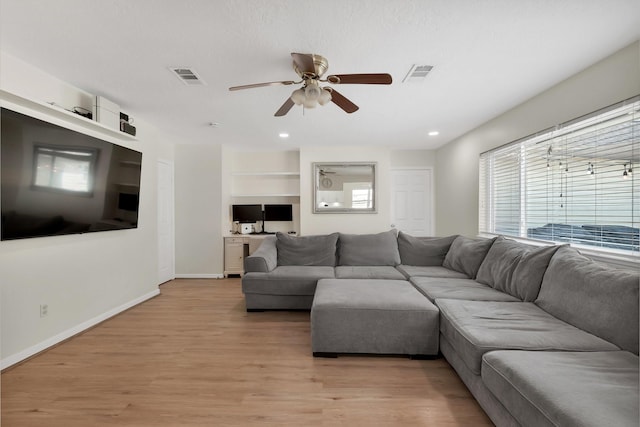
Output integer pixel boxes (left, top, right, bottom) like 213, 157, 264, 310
241, 230, 639, 427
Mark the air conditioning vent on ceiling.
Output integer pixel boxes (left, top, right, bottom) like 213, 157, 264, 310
402, 64, 434, 83
170, 67, 206, 85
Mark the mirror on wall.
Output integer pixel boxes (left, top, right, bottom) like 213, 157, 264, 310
313, 162, 376, 213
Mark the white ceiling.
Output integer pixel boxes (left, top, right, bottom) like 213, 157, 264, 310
1, 0, 639, 151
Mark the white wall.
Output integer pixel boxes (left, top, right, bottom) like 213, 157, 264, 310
435, 41, 640, 237
390, 150, 436, 168
0, 51, 175, 368
174, 144, 223, 276
219, 148, 436, 237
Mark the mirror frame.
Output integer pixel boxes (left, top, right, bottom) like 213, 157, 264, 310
313, 162, 377, 214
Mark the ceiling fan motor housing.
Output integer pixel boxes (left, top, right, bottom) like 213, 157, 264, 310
293, 54, 329, 79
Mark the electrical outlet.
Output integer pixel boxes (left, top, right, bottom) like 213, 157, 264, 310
40, 304, 48, 318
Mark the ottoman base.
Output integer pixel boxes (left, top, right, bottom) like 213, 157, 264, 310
311, 279, 440, 356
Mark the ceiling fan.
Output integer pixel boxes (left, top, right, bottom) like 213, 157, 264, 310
229, 53, 392, 116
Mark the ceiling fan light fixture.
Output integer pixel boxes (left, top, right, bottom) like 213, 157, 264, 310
291, 88, 306, 105
318, 88, 332, 106
304, 83, 321, 101
303, 97, 318, 109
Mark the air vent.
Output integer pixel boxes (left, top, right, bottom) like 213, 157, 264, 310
170, 67, 206, 85
402, 64, 434, 83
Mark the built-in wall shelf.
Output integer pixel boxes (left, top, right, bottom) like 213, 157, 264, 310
226, 150, 301, 235
120, 161, 142, 167
231, 169, 300, 199
0, 89, 137, 141
231, 172, 300, 176
231, 193, 300, 198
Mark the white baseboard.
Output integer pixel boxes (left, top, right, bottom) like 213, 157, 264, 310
174, 273, 224, 279
1, 288, 160, 370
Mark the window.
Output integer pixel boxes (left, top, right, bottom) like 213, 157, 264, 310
479, 96, 640, 257
350, 185, 374, 209
33, 145, 98, 195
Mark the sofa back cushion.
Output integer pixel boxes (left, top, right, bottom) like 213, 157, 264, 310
338, 230, 400, 266
276, 232, 339, 266
397, 232, 458, 266
443, 236, 496, 279
476, 237, 562, 301
535, 246, 639, 354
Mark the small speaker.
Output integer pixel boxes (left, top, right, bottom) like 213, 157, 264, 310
120, 121, 136, 136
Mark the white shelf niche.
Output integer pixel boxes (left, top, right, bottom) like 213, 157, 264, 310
0, 89, 137, 141
231, 171, 300, 176
231, 171, 300, 198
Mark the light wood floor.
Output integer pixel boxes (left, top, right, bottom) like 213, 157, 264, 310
1, 278, 492, 426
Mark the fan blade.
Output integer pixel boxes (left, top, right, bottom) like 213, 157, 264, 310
327, 73, 392, 85
274, 97, 295, 117
329, 89, 359, 114
229, 81, 296, 91
291, 53, 316, 75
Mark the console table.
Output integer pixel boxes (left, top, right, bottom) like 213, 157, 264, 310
223, 235, 269, 277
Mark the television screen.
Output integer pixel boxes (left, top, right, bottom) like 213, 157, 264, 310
232, 204, 262, 223
264, 204, 293, 221
118, 193, 139, 212
1, 107, 143, 240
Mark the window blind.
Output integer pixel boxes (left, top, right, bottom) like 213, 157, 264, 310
479, 95, 640, 256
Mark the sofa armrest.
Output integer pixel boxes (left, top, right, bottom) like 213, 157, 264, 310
244, 235, 277, 273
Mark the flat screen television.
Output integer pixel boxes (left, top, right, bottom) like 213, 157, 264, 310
264, 204, 293, 221
232, 204, 263, 223
1, 107, 143, 241
118, 193, 140, 212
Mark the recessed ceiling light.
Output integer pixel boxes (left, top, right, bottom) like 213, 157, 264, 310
428, 131, 439, 136
279, 133, 289, 138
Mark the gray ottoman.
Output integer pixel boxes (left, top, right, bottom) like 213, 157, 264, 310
311, 279, 440, 357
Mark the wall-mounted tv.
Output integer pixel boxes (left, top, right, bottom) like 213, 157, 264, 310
1, 107, 143, 241
264, 204, 293, 221
232, 204, 263, 223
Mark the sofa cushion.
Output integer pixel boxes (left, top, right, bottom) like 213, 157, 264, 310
335, 266, 406, 280
410, 277, 520, 303
338, 230, 400, 266
482, 350, 640, 427
536, 245, 639, 354
276, 232, 338, 266
443, 236, 496, 279
396, 265, 470, 280
241, 266, 335, 296
397, 232, 458, 266
476, 237, 561, 301
438, 299, 618, 375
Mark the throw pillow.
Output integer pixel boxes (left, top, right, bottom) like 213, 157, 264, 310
338, 229, 400, 266
276, 232, 338, 266
443, 235, 496, 278
397, 232, 458, 266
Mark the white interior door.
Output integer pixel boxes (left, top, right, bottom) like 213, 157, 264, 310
391, 168, 434, 236
157, 159, 175, 284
